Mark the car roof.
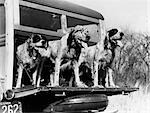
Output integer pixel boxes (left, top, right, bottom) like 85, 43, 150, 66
23, 0, 104, 20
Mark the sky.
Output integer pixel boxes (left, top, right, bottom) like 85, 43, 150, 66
66, 0, 149, 34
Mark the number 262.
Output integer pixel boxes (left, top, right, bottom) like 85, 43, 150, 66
2, 104, 19, 113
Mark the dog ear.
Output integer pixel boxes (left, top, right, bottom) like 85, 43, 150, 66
31, 34, 42, 43
104, 36, 108, 49
45, 39, 49, 48
67, 28, 75, 46
69, 28, 75, 34
119, 32, 124, 40
74, 25, 83, 33
85, 31, 90, 42
29, 34, 36, 43
113, 32, 124, 41
107, 29, 118, 37
28, 34, 39, 47
26, 35, 32, 45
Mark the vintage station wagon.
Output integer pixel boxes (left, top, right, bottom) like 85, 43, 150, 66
0, 0, 137, 112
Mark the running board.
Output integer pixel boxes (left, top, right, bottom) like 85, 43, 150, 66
13, 85, 139, 98
13, 86, 40, 98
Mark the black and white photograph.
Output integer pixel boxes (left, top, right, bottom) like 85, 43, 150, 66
0, 0, 149, 112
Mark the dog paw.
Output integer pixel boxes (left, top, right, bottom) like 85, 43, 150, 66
92, 85, 104, 88
76, 82, 88, 88
107, 85, 119, 88
114, 85, 119, 88
51, 84, 60, 87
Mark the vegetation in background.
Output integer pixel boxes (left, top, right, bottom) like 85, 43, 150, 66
111, 29, 150, 87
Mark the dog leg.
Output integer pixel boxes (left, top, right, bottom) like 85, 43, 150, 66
93, 62, 104, 88
32, 70, 38, 86
105, 70, 109, 88
108, 68, 115, 87
74, 62, 88, 87
37, 76, 41, 87
93, 62, 98, 86
105, 68, 118, 88
91, 62, 95, 79
16, 65, 23, 88
74, 49, 88, 87
69, 76, 74, 87
49, 72, 54, 86
36, 58, 46, 87
32, 62, 42, 86
52, 58, 61, 87
37, 77, 41, 87
108, 68, 119, 88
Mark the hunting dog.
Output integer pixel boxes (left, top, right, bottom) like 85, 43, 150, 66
78, 28, 124, 87
77, 30, 106, 87
15, 34, 47, 88
36, 25, 90, 87
99, 28, 124, 87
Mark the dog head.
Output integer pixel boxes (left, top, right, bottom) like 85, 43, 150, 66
72, 25, 91, 45
106, 28, 124, 49
17, 34, 47, 67
28, 34, 48, 48
107, 28, 124, 40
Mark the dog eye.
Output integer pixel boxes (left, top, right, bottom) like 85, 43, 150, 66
120, 32, 124, 37
32, 35, 41, 43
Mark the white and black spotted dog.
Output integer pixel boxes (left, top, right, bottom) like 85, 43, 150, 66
98, 28, 124, 88
15, 34, 47, 88
35, 25, 90, 87
78, 28, 124, 88
77, 29, 106, 88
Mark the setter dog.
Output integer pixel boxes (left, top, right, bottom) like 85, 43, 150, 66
99, 28, 124, 87
16, 34, 47, 88
78, 28, 124, 88
35, 25, 90, 87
